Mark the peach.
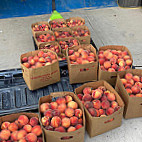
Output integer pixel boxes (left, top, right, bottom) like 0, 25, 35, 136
1, 122, 10, 130
65, 108, 74, 117
126, 59, 132, 66
123, 55, 130, 60
133, 75, 140, 82
82, 94, 92, 102
78, 118, 83, 124
67, 126, 76, 132
56, 97, 66, 105
70, 116, 78, 126
111, 101, 118, 109
108, 68, 115, 72
17, 130, 27, 140
23, 124, 32, 133
44, 109, 53, 118
104, 90, 110, 96
0, 130, 11, 140
136, 94, 142, 97
75, 124, 83, 130
99, 109, 105, 115
8, 122, 18, 132
106, 107, 114, 116
131, 86, 141, 94
22, 57, 28, 62
98, 86, 106, 92
120, 78, 127, 85
65, 95, 73, 103
26, 133, 37, 142
51, 116, 61, 128
112, 64, 118, 70
50, 102, 58, 110
19, 138, 27, 142
33, 55, 39, 62
60, 113, 66, 119
125, 73, 133, 80
125, 83, 132, 88
104, 51, 113, 59
37, 137, 43, 142
11, 131, 18, 141
83, 87, 92, 94
100, 115, 107, 117
119, 60, 125, 67
23, 62, 30, 68
104, 61, 111, 69
74, 52, 80, 58
88, 56, 95, 62
135, 82, 142, 88
76, 57, 83, 64
18, 115, 29, 126
101, 95, 107, 101
127, 79, 134, 85
45, 125, 54, 131
130, 94, 135, 97
92, 90, 102, 99
93, 100, 101, 109
15, 120, 22, 129
126, 88, 132, 94
107, 93, 116, 101
52, 109, 61, 116
29, 59, 35, 65
30, 117, 38, 126
58, 103, 66, 113
67, 101, 78, 109
89, 52, 95, 57
88, 108, 97, 117
99, 58, 105, 65
68, 50, 74, 55
38, 51, 44, 57
118, 67, 125, 71
82, 60, 89, 64
98, 53, 104, 59
61, 117, 71, 128
122, 51, 128, 56
84, 101, 93, 109
41, 116, 50, 126
96, 109, 100, 117
35, 62, 43, 68
55, 126, 66, 132
75, 109, 83, 118
31, 125, 42, 136
110, 58, 117, 64
102, 100, 110, 109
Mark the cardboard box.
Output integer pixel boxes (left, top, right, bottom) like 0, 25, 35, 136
31, 21, 51, 36
49, 18, 67, 30
66, 17, 85, 27
39, 92, 85, 142
0, 112, 45, 142
115, 69, 142, 119
66, 44, 98, 84
98, 45, 133, 86
71, 25, 91, 44
20, 49, 60, 90
75, 81, 124, 137
34, 30, 56, 47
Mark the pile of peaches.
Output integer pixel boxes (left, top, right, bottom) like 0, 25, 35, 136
72, 28, 89, 37
77, 86, 120, 117
68, 48, 96, 65
22, 51, 57, 69
40, 95, 83, 133
98, 49, 132, 72
50, 20, 67, 29
121, 73, 142, 97
54, 31, 72, 39
32, 24, 50, 31
0, 115, 42, 142
67, 19, 85, 27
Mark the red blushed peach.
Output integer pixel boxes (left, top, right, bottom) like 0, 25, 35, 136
110, 58, 117, 64
74, 52, 80, 58
123, 55, 130, 60
102, 100, 110, 109
88, 108, 97, 117
58, 103, 67, 113
107, 93, 116, 101
125, 83, 132, 88
89, 52, 95, 57
135, 82, 142, 88
44, 109, 53, 118
26, 133, 37, 142
45, 125, 54, 131
99, 58, 105, 65
125, 66, 130, 71
17, 130, 27, 140
103, 51, 113, 59
40, 103, 50, 113
65, 108, 74, 117
23, 124, 32, 133
121, 78, 127, 85
0, 129, 11, 140
75, 124, 83, 130
106, 107, 114, 116
104, 61, 111, 69
50, 102, 58, 110
56, 97, 66, 105
70, 116, 78, 126
67, 101, 78, 109
75, 109, 83, 118
33, 55, 39, 62
84, 101, 93, 109
41, 116, 50, 126
111, 101, 118, 109
23, 62, 30, 68
99, 109, 105, 115
22, 57, 28, 62
88, 56, 95, 62
65, 95, 73, 103
68, 50, 74, 55
99, 50, 104, 54
92, 100, 101, 109
118, 67, 125, 71
98, 86, 106, 92
119, 60, 125, 67
82, 94, 92, 102
117, 58, 124, 64
133, 75, 140, 82
131, 86, 141, 94
100, 115, 107, 117
83, 87, 92, 94
122, 51, 128, 56
31, 125, 42, 136
37, 137, 43, 142
78, 118, 83, 124
29, 59, 35, 65
82, 60, 89, 64
19, 138, 27, 142
108, 68, 115, 72
60, 113, 66, 119
11, 131, 18, 141
98, 53, 104, 59
35, 62, 43, 68
52, 109, 61, 116
104, 90, 110, 96
55, 126, 66, 132
92, 90, 102, 99
8, 122, 18, 132
38, 51, 44, 57
111, 50, 117, 55
136, 94, 142, 97
95, 109, 100, 117
69, 55, 76, 61
126, 59, 132, 66
127, 79, 134, 86
129, 94, 135, 97
51, 116, 61, 128
30, 117, 38, 126
126, 88, 132, 94
112, 64, 118, 70
67, 126, 76, 132
62, 117, 71, 128
101, 95, 107, 101
76, 58, 83, 64
15, 120, 22, 129
1, 122, 10, 130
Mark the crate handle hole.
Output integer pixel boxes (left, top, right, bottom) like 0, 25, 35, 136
61, 136, 73, 140
80, 68, 89, 72
110, 76, 117, 79
104, 118, 114, 123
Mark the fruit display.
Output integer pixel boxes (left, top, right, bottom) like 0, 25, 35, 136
21, 50, 57, 69
0, 115, 43, 142
68, 48, 96, 65
59, 39, 79, 50
77, 86, 120, 117
72, 27, 90, 37
66, 18, 85, 27
32, 23, 50, 31
120, 73, 142, 97
49, 20, 67, 29
98, 49, 132, 72
54, 30, 72, 39
40, 95, 83, 132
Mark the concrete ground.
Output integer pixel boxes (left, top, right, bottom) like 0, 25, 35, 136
0, 7, 142, 142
